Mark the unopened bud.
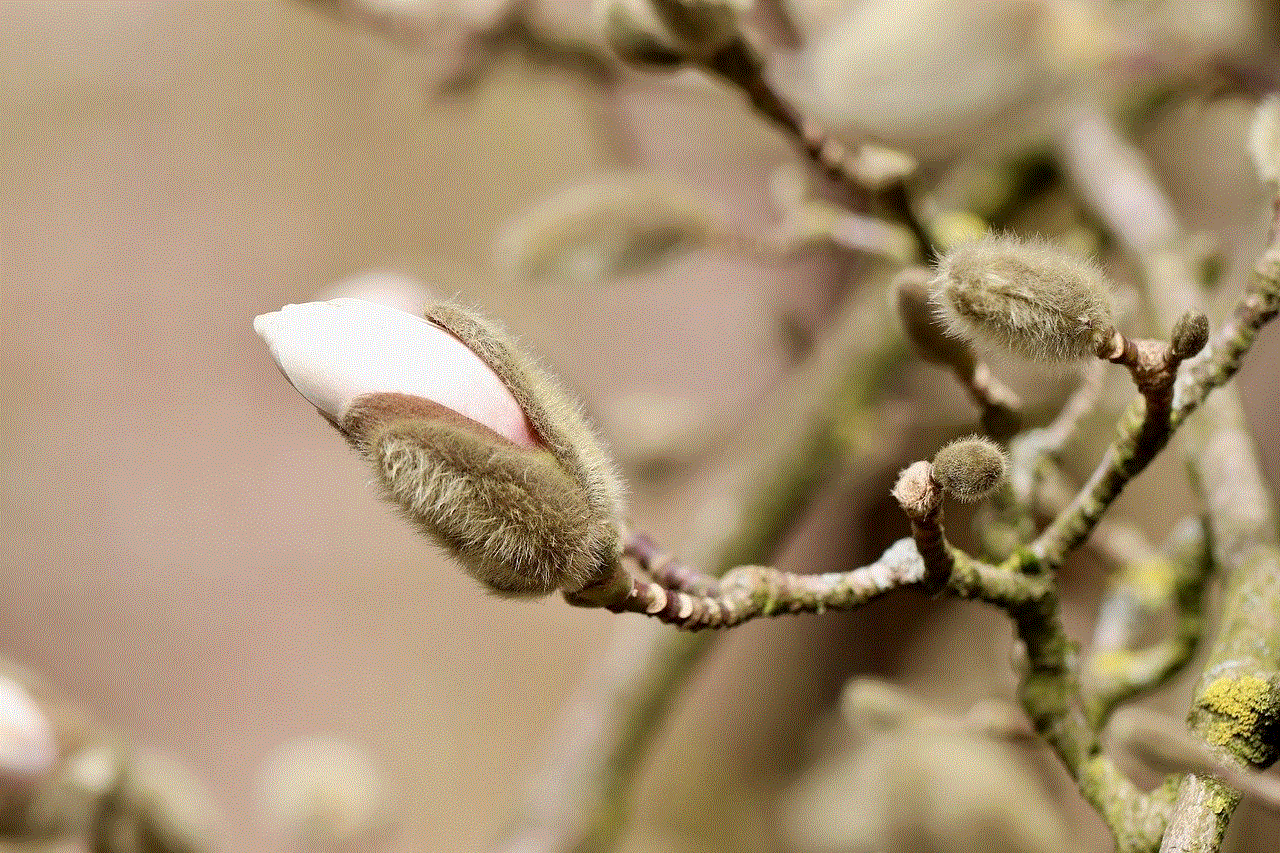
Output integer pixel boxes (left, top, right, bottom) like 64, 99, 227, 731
1249, 94, 1280, 186
931, 436, 1006, 503
1170, 311, 1210, 360
932, 235, 1116, 361
893, 267, 975, 370
496, 174, 720, 283
255, 299, 625, 598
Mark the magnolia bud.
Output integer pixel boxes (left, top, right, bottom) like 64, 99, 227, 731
932, 235, 1116, 361
931, 436, 1006, 503
1170, 311, 1210, 360
255, 299, 625, 598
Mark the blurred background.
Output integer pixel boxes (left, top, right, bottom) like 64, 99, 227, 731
2, 2, 1279, 852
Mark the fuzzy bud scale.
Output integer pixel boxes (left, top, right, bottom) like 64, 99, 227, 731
932, 235, 1116, 362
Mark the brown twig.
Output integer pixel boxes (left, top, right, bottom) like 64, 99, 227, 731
602, 538, 925, 630
1030, 324, 1201, 568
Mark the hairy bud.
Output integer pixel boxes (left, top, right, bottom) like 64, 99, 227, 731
1171, 311, 1210, 360
255, 299, 625, 598
893, 267, 975, 370
932, 235, 1116, 361
931, 436, 1006, 503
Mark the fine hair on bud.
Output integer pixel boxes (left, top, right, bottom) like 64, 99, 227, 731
932, 234, 1116, 362
424, 302, 627, 590
1171, 311, 1210, 360
893, 267, 975, 370
931, 436, 1007, 503
363, 405, 616, 597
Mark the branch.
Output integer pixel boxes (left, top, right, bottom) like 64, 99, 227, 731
600, 538, 924, 629
697, 39, 932, 256
496, 284, 914, 853
1031, 322, 1206, 568
1057, 108, 1280, 853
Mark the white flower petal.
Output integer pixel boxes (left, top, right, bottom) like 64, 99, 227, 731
254, 299, 538, 447
0, 676, 56, 785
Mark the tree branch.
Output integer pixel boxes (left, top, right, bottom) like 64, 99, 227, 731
1057, 108, 1280, 853
496, 284, 913, 853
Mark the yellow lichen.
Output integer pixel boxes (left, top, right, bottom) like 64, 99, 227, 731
1193, 674, 1280, 765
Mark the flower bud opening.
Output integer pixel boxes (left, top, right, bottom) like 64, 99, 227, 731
254, 299, 539, 448
255, 299, 626, 599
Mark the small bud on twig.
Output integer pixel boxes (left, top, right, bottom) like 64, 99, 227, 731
932, 235, 1116, 362
931, 436, 1007, 503
1170, 311, 1210, 361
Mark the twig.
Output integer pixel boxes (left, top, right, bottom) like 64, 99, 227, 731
1031, 324, 1201, 567
1032, 462, 1159, 569
1084, 519, 1214, 726
1058, 108, 1280, 853
697, 38, 932, 256
622, 530, 719, 596
496, 284, 914, 853
603, 539, 924, 629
